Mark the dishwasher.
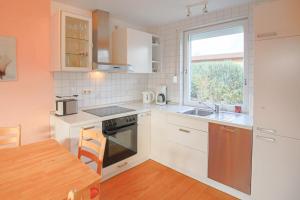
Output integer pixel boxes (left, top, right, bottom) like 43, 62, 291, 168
208, 123, 252, 194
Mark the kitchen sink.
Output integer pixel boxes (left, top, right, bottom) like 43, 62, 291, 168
182, 109, 214, 117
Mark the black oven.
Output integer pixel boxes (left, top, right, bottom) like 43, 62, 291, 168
102, 115, 137, 168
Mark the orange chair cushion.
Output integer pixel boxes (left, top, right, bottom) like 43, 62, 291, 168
90, 187, 100, 199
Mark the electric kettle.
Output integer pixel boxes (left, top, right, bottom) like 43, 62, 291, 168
142, 91, 155, 104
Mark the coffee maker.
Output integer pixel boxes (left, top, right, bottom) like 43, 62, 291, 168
155, 86, 167, 105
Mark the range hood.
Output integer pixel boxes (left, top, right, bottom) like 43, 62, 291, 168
92, 10, 132, 72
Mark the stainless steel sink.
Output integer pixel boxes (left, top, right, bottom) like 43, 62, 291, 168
182, 109, 214, 116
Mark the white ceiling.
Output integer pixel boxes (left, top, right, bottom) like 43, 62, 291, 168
54, 0, 252, 27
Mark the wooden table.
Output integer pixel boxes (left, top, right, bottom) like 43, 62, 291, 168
0, 139, 101, 200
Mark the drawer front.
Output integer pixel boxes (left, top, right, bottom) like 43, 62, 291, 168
167, 113, 208, 132
167, 124, 208, 153
165, 141, 208, 180
102, 155, 140, 181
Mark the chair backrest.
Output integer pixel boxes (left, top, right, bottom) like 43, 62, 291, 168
78, 128, 106, 176
0, 125, 21, 149
67, 189, 80, 200
67, 188, 89, 200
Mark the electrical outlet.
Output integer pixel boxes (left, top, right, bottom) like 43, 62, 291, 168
82, 89, 92, 95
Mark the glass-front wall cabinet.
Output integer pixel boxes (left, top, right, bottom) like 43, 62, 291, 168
61, 12, 92, 71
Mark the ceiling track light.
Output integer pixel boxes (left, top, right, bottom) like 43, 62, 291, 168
186, 1, 208, 17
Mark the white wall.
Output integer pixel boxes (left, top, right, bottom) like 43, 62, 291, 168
147, 3, 254, 115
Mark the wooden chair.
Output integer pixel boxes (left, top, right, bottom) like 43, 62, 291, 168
67, 189, 85, 200
67, 188, 89, 200
78, 128, 106, 199
0, 125, 21, 149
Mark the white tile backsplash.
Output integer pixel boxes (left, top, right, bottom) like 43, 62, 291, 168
53, 72, 148, 108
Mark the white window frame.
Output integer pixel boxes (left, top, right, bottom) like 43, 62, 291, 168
183, 19, 249, 113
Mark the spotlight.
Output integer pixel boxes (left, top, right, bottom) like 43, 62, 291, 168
203, 3, 208, 14
186, 7, 191, 17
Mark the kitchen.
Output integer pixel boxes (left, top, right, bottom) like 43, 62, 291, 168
0, 0, 299, 200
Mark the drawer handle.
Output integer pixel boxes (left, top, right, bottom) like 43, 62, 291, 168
256, 127, 276, 135
257, 32, 277, 38
221, 126, 236, 133
117, 162, 128, 168
83, 126, 95, 130
179, 128, 190, 133
256, 135, 276, 143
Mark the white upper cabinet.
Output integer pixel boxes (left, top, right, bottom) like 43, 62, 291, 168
51, 10, 92, 72
112, 28, 152, 73
254, 0, 300, 40
152, 35, 161, 73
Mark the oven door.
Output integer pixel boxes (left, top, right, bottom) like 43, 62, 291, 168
103, 123, 137, 168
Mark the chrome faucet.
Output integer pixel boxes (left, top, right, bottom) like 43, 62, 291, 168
198, 101, 220, 113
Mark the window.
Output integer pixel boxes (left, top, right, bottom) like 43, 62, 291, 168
183, 20, 248, 111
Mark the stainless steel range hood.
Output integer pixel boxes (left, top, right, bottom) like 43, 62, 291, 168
92, 10, 132, 72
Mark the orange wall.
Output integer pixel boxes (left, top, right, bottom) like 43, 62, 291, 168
0, 0, 53, 144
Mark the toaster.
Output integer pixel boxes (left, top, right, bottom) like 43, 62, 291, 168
55, 96, 78, 116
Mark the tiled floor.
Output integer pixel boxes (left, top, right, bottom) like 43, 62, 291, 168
101, 160, 238, 200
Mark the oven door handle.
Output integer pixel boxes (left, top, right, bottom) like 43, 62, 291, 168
103, 130, 118, 136
103, 123, 137, 136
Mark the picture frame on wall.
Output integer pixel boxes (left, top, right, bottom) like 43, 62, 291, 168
0, 36, 16, 81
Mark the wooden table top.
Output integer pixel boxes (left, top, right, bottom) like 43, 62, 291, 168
0, 139, 101, 200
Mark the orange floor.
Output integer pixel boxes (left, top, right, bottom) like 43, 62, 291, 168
101, 160, 238, 200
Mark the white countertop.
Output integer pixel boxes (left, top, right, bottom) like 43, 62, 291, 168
51, 102, 253, 130
125, 102, 253, 130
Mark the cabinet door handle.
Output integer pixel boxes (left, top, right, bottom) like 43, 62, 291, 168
83, 126, 95, 130
257, 32, 277, 38
256, 127, 276, 135
221, 126, 237, 133
179, 128, 190, 133
256, 135, 276, 143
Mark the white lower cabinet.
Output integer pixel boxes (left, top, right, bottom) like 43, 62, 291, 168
167, 124, 208, 152
50, 117, 101, 171
150, 110, 169, 163
50, 115, 101, 153
252, 133, 300, 200
150, 112, 208, 181
165, 139, 207, 180
165, 123, 208, 180
137, 112, 151, 160
167, 114, 208, 132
